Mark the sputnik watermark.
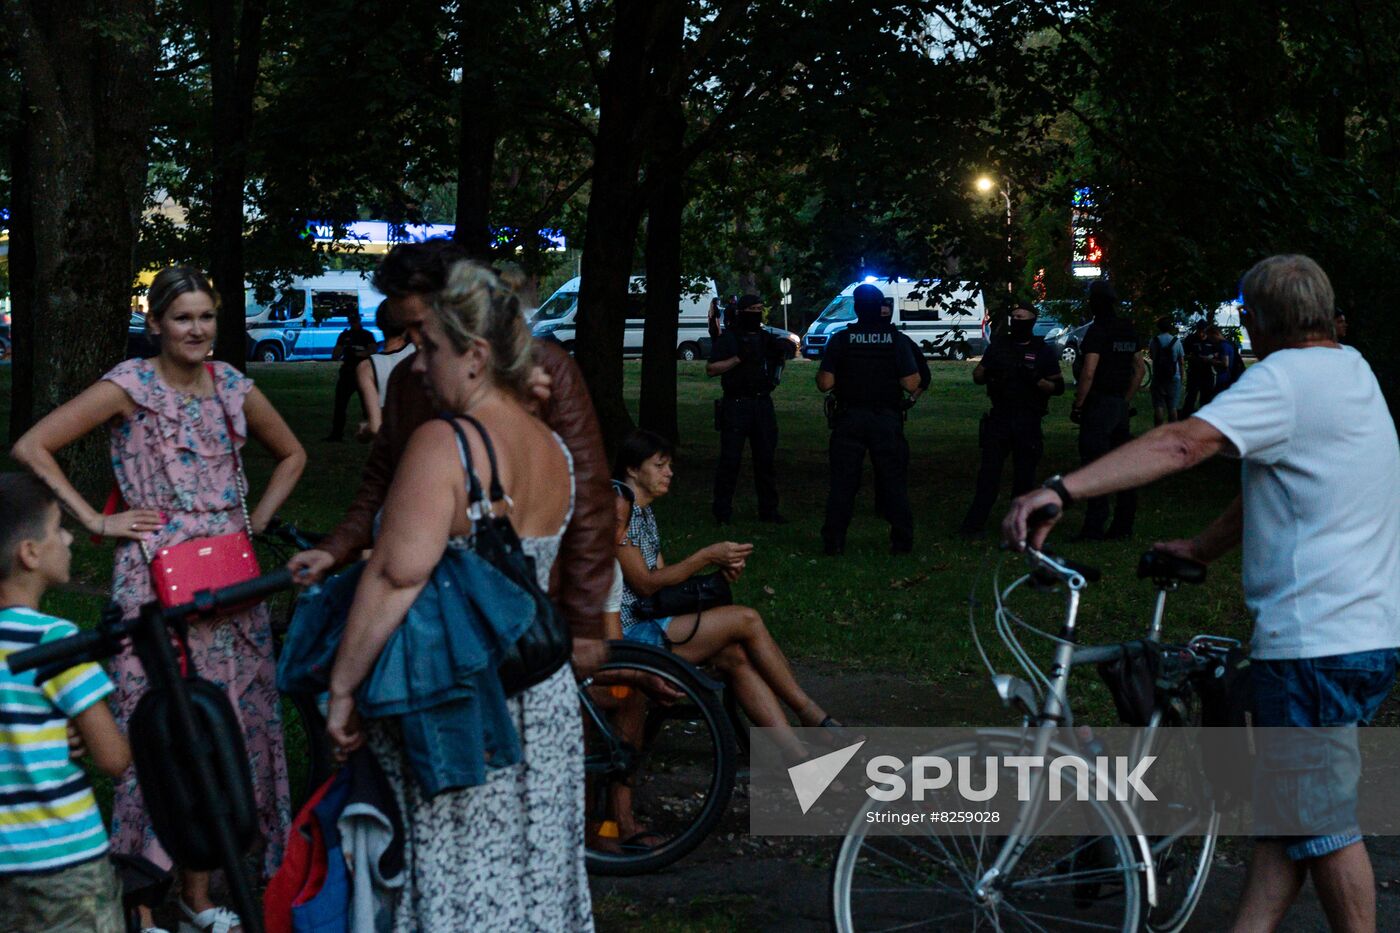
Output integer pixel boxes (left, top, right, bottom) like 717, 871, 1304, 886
866, 753, 1157, 803
787, 741, 1156, 814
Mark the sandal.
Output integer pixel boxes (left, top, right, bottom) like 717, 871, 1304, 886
178, 900, 242, 933
618, 830, 669, 853
817, 716, 866, 746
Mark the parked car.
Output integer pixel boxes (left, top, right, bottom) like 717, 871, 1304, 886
126, 311, 155, 359
696, 324, 802, 364
530, 275, 717, 360
801, 278, 988, 360
1058, 320, 1094, 368
245, 272, 385, 362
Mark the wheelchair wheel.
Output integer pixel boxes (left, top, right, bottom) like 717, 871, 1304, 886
581, 642, 738, 876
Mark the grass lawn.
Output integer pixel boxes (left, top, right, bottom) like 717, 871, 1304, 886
1, 357, 1249, 724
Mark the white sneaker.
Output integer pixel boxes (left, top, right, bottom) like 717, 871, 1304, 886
177, 900, 242, 933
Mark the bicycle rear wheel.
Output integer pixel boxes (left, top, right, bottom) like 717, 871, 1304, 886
831, 732, 1144, 933
582, 642, 738, 876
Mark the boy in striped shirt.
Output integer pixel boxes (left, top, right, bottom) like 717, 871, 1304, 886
0, 473, 130, 932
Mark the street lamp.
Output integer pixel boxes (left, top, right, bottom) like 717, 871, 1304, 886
975, 174, 1013, 295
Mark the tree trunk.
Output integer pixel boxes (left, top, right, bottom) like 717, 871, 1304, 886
5, 0, 156, 497
208, 0, 266, 371
7, 89, 36, 442
574, 0, 656, 452
638, 3, 687, 443
453, 0, 498, 260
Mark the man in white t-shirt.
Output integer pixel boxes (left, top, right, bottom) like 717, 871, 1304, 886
1003, 254, 1400, 933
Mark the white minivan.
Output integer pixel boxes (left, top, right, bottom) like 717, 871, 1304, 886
801, 278, 988, 360
245, 271, 386, 362
530, 276, 717, 360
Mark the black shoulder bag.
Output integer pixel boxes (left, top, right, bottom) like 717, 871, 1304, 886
630, 571, 732, 648
631, 574, 732, 624
444, 414, 572, 696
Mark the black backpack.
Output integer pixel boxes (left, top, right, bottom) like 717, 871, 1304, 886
1151, 334, 1179, 379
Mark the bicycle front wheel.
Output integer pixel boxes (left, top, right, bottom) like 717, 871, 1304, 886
831, 732, 1144, 933
1140, 702, 1219, 933
582, 642, 738, 876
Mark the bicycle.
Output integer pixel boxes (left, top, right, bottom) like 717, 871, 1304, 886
580, 640, 741, 875
830, 516, 1236, 932
7, 570, 296, 933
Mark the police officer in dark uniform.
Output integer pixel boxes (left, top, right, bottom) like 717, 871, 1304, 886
959, 303, 1064, 538
1069, 279, 1145, 539
874, 296, 930, 522
818, 283, 922, 555
707, 294, 794, 523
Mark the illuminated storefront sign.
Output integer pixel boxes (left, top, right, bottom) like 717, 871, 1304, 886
1070, 187, 1102, 279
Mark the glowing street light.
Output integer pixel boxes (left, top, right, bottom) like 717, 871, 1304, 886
974, 174, 1013, 294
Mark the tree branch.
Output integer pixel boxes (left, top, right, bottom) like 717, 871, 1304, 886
678, 65, 789, 169
681, 0, 750, 81
566, 0, 606, 92
153, 53, 207, 79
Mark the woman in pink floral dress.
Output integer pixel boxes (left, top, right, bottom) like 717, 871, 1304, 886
14, 266, 307, 933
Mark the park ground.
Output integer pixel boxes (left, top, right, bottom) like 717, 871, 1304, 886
3, 359, 1399, 930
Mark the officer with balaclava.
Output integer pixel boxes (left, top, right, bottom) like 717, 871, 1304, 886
873, 296, 931, 522
707, 294, 794, 523
1062, 279, 1144, 540
817, 283, 922, 555
959, 303, 1064, 538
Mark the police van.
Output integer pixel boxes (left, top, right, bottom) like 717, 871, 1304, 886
245, 271, 385, 362
801, 278, 988, 360
530, 276, 716, 360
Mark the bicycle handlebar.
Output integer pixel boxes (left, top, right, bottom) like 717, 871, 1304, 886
6, 628, 115, 676
1015, 504, 1102, 584
185, 568, 294, 618
6, 569, 295, 676
263, 517, 324, 552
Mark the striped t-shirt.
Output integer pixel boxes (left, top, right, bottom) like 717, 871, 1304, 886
0, 606, 114, 874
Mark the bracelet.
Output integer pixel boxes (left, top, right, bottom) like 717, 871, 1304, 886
1042, 475, 1074, 508
100, 515, 107, 537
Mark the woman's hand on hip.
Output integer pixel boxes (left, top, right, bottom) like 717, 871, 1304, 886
95, 509, 164, 541
326, 692, 364, 761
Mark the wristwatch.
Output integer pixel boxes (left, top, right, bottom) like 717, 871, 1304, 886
1042, 475, 1074, 508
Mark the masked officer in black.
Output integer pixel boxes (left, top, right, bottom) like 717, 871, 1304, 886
1067, 279, 1145, 539
872, 296, 931, 521
707, 294, 794, 524
818, 283, 922, 555
959, 303, 1064, 538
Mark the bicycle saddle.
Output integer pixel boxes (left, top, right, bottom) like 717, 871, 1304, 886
1137, 550, 1207, 585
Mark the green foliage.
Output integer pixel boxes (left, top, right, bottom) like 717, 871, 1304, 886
971, 1, 1400, 389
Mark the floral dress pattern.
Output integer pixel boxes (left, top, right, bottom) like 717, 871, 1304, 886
101, 358, 290, 878
365, 436, 593, 932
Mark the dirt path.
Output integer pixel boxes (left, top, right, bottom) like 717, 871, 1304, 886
592, 661, 1400, 931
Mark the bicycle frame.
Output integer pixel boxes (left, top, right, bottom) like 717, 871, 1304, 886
974, 547, 1159, 910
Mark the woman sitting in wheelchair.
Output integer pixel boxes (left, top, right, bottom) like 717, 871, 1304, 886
613, 430, 852, 762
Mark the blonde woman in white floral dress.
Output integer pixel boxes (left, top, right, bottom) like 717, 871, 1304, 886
326, 261, 592, 931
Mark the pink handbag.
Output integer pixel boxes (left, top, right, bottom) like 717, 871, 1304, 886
144, 364, 262, 613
